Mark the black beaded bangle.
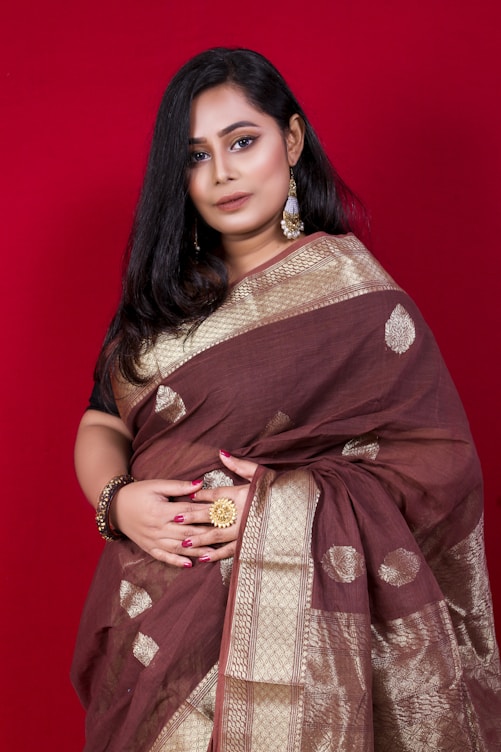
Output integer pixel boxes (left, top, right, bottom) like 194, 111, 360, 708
95, 474, 135, 541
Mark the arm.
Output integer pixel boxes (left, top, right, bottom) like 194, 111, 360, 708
74, 409, 215, 567
74, 409, 133, 511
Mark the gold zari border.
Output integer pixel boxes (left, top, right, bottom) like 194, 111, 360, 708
115, 234, 400, 418
218, 470, 320, 751
149, 663, 218, 752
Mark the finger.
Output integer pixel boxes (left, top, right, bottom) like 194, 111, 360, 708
219, 450, 258, 481
150, 534, 217, 559
161, 522, 214, 541
184, 526, 236, 549
146, 478, 204, 499
171, 505, 213, 525
197, 541, 237, 563
174, 538, 221, 558
148, 548, 196, 569
189, 486, 238, 504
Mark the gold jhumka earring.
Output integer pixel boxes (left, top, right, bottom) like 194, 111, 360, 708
280, 167, 304, 240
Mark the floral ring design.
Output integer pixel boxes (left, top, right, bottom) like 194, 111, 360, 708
209, 497, 237, 528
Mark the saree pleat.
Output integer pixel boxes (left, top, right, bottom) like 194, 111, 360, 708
72, 233, 501, 750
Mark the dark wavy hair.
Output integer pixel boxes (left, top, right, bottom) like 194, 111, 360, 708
97, 47, 365, 395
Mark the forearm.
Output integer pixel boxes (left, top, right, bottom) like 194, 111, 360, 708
74, 409, 133, 510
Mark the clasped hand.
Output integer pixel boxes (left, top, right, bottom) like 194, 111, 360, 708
112, 451, 258, 568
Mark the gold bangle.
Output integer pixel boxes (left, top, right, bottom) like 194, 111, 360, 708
95, 474, 135, 541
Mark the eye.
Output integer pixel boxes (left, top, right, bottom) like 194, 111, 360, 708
189, 150, 210, 164
231, 136, 256, 151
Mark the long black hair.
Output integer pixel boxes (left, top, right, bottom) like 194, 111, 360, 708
97, 47, 365, 393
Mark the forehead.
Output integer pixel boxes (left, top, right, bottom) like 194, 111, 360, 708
189, 84, 276, 136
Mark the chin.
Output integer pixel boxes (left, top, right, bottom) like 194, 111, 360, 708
217, 213, 283, 237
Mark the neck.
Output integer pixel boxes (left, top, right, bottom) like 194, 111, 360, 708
221, 221, 302, 283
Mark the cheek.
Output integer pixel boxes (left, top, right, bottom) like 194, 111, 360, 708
256, 141, 288, 178
187, 171, 204, 208
249, 148, 289, 205
263, 163, 290, 211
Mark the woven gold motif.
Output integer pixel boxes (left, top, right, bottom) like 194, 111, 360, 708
378, 548, 421, 587
371, 600, 483, 748
220, 557, 234, 587
321, 545, 366, 583
119, 580, 153, 618
155, 385, 187, 422
302, 610, 371, 749
132, 632, 159, 667
432, 515, 501, 690
384, 303, 416, 354
260, 410, 294, 438
202, 469, 234, 490
342, 433, 380, 461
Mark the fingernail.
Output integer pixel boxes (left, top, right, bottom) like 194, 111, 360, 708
181, 539, 192, 548
173, 515, 184, 523
219, 449, 231, 457
199, 555, 211, 562
191, 479, 203, 485
183, 561, 193, 568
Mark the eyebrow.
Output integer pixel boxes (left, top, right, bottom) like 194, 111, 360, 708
189, 120, 260, 145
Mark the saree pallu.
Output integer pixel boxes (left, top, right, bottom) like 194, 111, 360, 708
72, 233, 501, 751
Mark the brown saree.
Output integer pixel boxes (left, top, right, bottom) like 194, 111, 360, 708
72, 233, 501, 751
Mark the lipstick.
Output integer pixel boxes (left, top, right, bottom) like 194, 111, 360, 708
215, 192, 251, 211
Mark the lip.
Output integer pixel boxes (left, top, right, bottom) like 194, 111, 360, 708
215, 192, 251, 211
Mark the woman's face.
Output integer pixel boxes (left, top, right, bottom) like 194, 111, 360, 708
188, 84, 303, 242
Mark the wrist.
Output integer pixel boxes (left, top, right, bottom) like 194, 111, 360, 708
108, 484, 129, 531
95, 474, 135, 541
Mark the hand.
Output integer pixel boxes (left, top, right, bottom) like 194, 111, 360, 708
173, 451, 259, 563
112, 477, 217, 568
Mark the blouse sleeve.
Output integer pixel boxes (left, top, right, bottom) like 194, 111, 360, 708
87, 379, 120, 417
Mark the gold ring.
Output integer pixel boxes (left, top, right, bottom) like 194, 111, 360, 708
209, 497, 237, 528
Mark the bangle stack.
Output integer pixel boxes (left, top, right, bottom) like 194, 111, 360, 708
95, 474, 135, 541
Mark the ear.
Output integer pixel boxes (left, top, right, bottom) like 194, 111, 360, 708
286, 114, 305, 166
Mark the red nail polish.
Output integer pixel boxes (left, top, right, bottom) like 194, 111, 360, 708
219, 449, 231, 457
173, 515, 184, 523
191, 479, 203, 485
189, 493, 196, 500
181, 539, 192, 548
183, 561, 193, 568
199, 555, 211, 562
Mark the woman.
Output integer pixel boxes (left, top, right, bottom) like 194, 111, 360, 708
72, 48, 501, 751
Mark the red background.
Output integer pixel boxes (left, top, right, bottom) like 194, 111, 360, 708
1, 2, 499, 749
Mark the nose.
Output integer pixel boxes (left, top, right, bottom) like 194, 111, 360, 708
212, 150, 234, 184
